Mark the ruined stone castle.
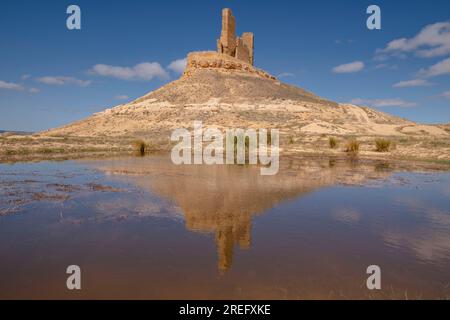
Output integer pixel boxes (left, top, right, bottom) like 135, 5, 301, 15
183, 8, 275, 81
217, 8, 254, 65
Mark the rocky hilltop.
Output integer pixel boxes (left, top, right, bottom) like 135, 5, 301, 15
43, 7, 447, 141
2, 8, 448, 163
43, 49, 446, 139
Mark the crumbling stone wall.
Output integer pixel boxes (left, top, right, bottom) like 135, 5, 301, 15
184, 51, 276, 81
235, 38, 250, 63
241, 32, 254, 65
217, 8, 254, 65
217, 8, 236, 56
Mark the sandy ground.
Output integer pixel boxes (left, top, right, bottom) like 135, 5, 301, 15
1, 131, 449, 165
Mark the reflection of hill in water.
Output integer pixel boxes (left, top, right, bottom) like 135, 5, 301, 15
93, 156, 393, 272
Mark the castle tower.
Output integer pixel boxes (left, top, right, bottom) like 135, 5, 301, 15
217, 8, 254, 65
217, 8, 237, 56
241, 32, 254, 65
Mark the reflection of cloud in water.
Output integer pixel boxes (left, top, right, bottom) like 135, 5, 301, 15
333, 208, 361, 225
393, 196, 425, 212
383, 227, 450, 262
95, 197, 184, 222
442, 185, 450, 197
383, 196, 450, 262
57, 193, 184, 225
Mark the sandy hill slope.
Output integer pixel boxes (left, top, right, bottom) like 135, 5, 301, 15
43, 52, 448, 140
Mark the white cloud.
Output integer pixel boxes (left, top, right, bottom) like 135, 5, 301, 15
393, 79, 432, 88
335, 39, 354, 45
21, 74, 31, 80
332, 61, 364, 73
375, 63, 398, 70
441, 91, 450, 99
115, 95, 129, 100
417, 57, 450, 77
37, 76, 92, 86
0, 80, 24, 90
350, 98, 417, 108
377, 22, 450, 58
278, 72, 295, 78
90, 62, 168, 81
0, 80, 40, 93
167, 58, 187, 74
375, 63, 388, 69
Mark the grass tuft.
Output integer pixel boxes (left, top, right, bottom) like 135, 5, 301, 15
329, 137, 338, 149
132, 139, 148, 156
375, 139, 392, 152
345, 139, 360, 153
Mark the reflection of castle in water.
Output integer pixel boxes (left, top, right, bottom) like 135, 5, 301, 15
213, 214, 251, 272
94, 156, 392, 272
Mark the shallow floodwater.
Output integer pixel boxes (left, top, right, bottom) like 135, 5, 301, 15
0, 155, 449, 299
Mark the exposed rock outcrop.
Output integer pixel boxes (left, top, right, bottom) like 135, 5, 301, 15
183, 51, 276, 80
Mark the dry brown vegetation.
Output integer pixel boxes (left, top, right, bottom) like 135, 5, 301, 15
329, 137, 338, 149
375, 139, 392, 152
345, 139, 360, 153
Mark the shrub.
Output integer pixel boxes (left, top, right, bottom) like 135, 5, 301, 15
37, 148, 65, 154
345, 139, 360, 153
132, 139, 148, 155
232, 136, 251, 162
267, 131, 272, 145
329, 137, 338, 149
232, 136, 253, 150
375, 139, 392, 152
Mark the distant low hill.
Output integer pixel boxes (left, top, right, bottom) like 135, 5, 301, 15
0, 130, 33, 136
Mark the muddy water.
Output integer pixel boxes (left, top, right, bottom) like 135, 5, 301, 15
0, 155, 449, 299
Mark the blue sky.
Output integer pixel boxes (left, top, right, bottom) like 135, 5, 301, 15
0, 0, 449, 131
